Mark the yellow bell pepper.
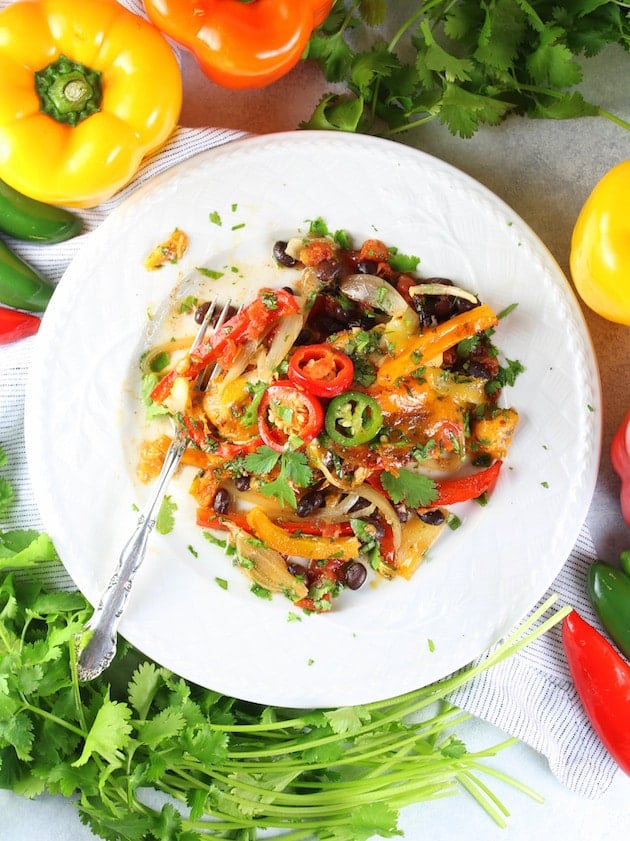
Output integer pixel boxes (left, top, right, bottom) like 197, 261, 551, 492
569, 160, 630, 326
0, 0, 182, 208
246, 507, 361, 561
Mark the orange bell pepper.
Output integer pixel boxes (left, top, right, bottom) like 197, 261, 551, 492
143, 0, 333, 90
375, 303, 498, 388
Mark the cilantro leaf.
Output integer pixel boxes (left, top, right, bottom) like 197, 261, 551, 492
72, 691, 133, 767
380, 468, 438, 508
244, 445, 281, 475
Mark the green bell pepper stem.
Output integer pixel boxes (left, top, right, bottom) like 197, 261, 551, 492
587, 559, 630, 659
34, 55, 102, 127
0, 179, 82, 243
0, 239, 54, 312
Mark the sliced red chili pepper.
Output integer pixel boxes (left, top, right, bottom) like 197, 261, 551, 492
0, 305, 40, 344
288, 344, 354, 397
562, 610, 630, 774
258, 380, 324, 452
431, 460, 502, 507
432, 419, 464, 454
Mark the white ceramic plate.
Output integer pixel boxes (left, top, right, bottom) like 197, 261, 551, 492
25, 132, 600, 707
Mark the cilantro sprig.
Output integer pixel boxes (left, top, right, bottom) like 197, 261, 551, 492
304, 1, 630, 137
0, 551, 571, 840
245, 443, 314, 508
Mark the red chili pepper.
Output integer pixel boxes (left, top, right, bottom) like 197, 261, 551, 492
287, 344, 354, 397
611, 409, 630, 526
258, 380, 324, 452
562, 610, 630, 775
431, 460, 502, 507
0, 305, 40, 344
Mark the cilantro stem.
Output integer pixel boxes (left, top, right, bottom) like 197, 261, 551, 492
22, 701, 86, 738
597, 106, 630, 132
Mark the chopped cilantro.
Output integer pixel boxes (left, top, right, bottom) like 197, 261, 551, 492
196, 267, 224, 280
388, 250, 420, 273
380, 468, 438, 509
155, 495, 177, 535
244, 445, 313, 509
209, 210, 222, 225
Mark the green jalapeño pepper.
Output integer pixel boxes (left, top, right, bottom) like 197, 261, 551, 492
325, 391, 383, 446
0, 178, 82, 243
588, 555, 630, 659
0, 239, 54, 312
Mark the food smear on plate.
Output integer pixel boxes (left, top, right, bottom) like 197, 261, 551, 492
138, 223, 521, 612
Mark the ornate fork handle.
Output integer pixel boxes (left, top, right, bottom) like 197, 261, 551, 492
76, 433, 187, 681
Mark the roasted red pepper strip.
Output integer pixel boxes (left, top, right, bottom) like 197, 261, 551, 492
0, 305, 40, 344
431, 460, 502, 507
150, 289, 300, 404
562, 610, 630, 774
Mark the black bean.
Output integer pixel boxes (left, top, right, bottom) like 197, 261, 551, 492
315, 258, 342, 283
394, 502, 412, 523
356, 259, 378, 274
361, 517, 385, 540
419, 509, 445, 526
213, 487, 230, 515
296, 489, 326, 518
234, 475, 251, 492
464, 360, 493, 380
273, 240, 298, 267
194, 300, 211, 324
345, 562, 367, 590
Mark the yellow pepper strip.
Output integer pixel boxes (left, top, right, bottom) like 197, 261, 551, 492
245, 507, 361, 561
569, 160, 630, 326
374, 303, 498, 389
0, 0, 182, 208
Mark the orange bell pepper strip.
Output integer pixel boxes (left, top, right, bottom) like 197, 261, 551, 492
143, 0, 333, 90
245, 507, 360, 561
375, 303, 498, 389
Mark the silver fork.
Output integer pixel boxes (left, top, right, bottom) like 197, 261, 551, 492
76, 297, 231, 681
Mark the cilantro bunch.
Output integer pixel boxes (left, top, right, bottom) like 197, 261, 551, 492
0, 545, 570, 841
304, 0, 630, 137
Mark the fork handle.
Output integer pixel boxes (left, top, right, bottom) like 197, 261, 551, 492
76, 435, 187, 681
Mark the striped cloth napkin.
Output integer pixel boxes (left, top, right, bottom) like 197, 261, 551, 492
0, 0, 619, 801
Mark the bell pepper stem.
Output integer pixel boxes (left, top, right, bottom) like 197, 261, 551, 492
34, 55, 102, 126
